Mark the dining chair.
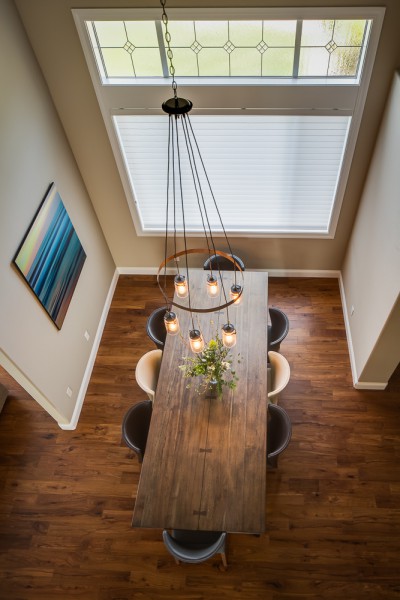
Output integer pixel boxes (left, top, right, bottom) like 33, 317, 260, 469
268, 307, 289, 352
267, 403, 292, 468
162, 530, 228, 568
203, 253, 245, 272
146, 306, 167, 350
121, 400, 152, 463
135, 349, 162, 401
267, 350, 291, 404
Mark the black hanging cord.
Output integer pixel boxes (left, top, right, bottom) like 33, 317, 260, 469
175, 116, 194, 330
186, 114, 237, 287
162, 115, 172, 310
181, 115, 213, 262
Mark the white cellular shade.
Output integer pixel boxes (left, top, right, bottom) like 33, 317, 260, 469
113, 114, 351, 234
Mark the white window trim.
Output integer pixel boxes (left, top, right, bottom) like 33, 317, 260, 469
73, 6, 385, 239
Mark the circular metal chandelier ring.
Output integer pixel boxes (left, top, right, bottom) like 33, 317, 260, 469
157, 248, 244, 314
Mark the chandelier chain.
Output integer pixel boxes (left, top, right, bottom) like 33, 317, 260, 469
160, 0, 178, 98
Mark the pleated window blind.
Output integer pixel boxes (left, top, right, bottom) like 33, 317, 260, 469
114, 114, 351, 234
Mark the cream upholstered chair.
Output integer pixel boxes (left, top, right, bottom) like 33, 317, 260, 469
135, 349, 162, 401
267, 350, 290, 404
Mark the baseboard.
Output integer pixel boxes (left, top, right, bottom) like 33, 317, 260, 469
117, 266, 341, 278
338, 273, 359, 388
58, 269, 120, 430
354, 381, 388, 390
251, 269, 341, 278
338, 274, 388, 391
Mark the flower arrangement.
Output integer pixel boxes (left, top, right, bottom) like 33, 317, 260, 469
179, 333, 239, 397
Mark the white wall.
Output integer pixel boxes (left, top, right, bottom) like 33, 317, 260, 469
341, 71, 400, 387
0, 0, 116, 424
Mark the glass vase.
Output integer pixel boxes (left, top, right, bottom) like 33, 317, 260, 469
206, 379, 219, 398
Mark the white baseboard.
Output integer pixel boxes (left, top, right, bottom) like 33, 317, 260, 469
354, 381, 387, 390
338, 274, 388, 391
251, 269, 341, 278
58, 269, 119, 430
338, 272, 359, 387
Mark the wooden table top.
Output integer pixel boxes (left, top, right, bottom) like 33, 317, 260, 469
132, 270, 268, 534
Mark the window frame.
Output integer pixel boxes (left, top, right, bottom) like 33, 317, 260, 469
73, 6, 385, 239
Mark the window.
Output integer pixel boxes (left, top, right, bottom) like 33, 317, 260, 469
87, 18, 369, 81
73, 7, 384, 238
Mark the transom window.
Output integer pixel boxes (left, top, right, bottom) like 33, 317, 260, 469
73, 7, 384, 238
87, 19, 369, 80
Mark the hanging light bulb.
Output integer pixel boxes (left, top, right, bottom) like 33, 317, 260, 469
222, 323, 237, 348
230, 284, 243, 305
189, 329, 205, 353
164, 311, 180, 335
207, 274, 219, 298
174, 274, 188, 298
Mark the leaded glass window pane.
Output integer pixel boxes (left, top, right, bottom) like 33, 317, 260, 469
170, 48, 198, 76
328, 47, 360, 76
132, 49, 164, 77
231, 48, 261, 76
168, 21, 195, 46
299, 47, 330, 77
102, 48, 134, 77
299, 19, 367, 77
263, 48, 294, 76
195, 21, 229, 46
263, 21, 297, 46
229, 21, 263, 46
198, 48, 229, 76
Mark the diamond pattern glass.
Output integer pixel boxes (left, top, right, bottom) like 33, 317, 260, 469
299, 20, 367, 77
88, 18, 367, 79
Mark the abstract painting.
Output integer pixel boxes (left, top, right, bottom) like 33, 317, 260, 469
13, 183, 86, 329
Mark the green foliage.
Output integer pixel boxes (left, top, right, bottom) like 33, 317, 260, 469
179, 333, 239, 397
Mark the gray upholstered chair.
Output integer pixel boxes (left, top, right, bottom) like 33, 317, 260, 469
203, 253, 245, 272
146, 307, 167, 350
267, 403, 292, 468
121, 400, 152, 463
162, 530, 227, 567
268, 307, 289, 352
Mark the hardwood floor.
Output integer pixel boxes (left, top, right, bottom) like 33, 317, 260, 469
1, 276, 400, 600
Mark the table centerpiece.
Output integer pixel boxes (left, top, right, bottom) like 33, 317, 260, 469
179, 333, 239, 398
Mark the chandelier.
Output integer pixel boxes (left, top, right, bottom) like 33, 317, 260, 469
158, 0, 244, 352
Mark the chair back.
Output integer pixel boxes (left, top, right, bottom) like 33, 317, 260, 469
267, 350, 290, 404
203, 253, 245, 272
146, 307, 167, 350
135, 349, 162, 401
268, 307, 289, 352
121, 400, 152, 463
162, 530, 227, 567
267, 403, 292, 468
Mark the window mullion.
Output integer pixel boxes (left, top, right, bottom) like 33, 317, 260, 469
292, 20, 303, 78
155, 20, 169, 79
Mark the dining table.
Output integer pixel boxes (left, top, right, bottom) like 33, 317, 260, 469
132, 269, 269, 534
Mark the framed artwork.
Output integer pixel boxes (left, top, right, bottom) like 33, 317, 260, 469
13, 183, 86, 330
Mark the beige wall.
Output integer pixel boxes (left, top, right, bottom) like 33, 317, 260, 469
14, 0, 400, 270
0, 0, 116, 424
342, 71, 400, 386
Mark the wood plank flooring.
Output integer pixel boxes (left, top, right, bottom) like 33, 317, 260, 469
1, 276, 400, 600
